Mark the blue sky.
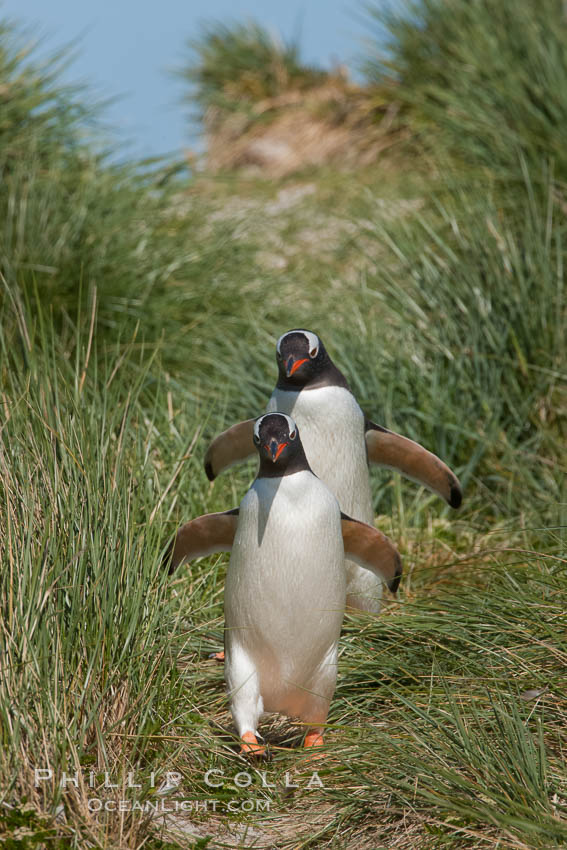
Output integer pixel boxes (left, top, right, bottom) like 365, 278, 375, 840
7, 1, 391, 161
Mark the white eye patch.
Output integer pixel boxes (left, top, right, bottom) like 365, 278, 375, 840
276, 329, 320, 358
254, 413, 297, 441
304, 330, 319, 358
277, 413, 297, 435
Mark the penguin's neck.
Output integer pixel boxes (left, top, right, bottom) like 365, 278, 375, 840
275, 359, 350, 392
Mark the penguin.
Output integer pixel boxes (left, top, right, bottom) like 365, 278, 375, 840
168, 413, 402, 755
204, 329, 462, 614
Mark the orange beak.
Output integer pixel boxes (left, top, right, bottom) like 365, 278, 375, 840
265, 440, 288, 462
286, 356, 309, 377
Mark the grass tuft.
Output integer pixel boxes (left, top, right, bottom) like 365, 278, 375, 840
180, 20, 326, 118
364, 0, 567, 181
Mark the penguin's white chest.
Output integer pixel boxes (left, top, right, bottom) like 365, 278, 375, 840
267, 386, 373, 523
224, 471, 346, 698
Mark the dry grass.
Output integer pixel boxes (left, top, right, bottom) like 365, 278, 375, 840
204, 77, 405, 177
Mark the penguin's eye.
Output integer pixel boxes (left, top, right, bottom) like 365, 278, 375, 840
309, 345, 318, 358
253, 433, 260, 445
276, 351, 282, 361
289, 429, 296, 440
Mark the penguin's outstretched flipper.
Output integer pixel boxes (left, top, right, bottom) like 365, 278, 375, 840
365, 421, 462, 509
340, 514, 403, 594
204, 419, 256, 481
164, 509, 239, 573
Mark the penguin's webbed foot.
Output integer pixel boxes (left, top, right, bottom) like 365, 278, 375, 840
208, 650, 225, 662
304, 731, 324, 748
240, 731, 266, 757
302, 730, 325, 763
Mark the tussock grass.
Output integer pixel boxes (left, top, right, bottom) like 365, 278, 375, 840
0, 21, 90, 166
352, 172, 567, 525
0, 294, 195, 847
364, 0, 567, 181
181, 21, 326, 117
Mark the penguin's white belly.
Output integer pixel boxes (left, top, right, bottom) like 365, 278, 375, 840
267, 387, 373, 522
225, 471, 345, 716
267, 387, 381, 612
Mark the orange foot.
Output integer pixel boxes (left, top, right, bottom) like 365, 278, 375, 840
208, 650, 225, 662
304, 731, 324, 748
240, 731, 266, 757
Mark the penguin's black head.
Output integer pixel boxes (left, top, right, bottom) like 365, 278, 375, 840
253, 413, 309, 477
276, 329, 323, 385
275, 329, 349, 391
